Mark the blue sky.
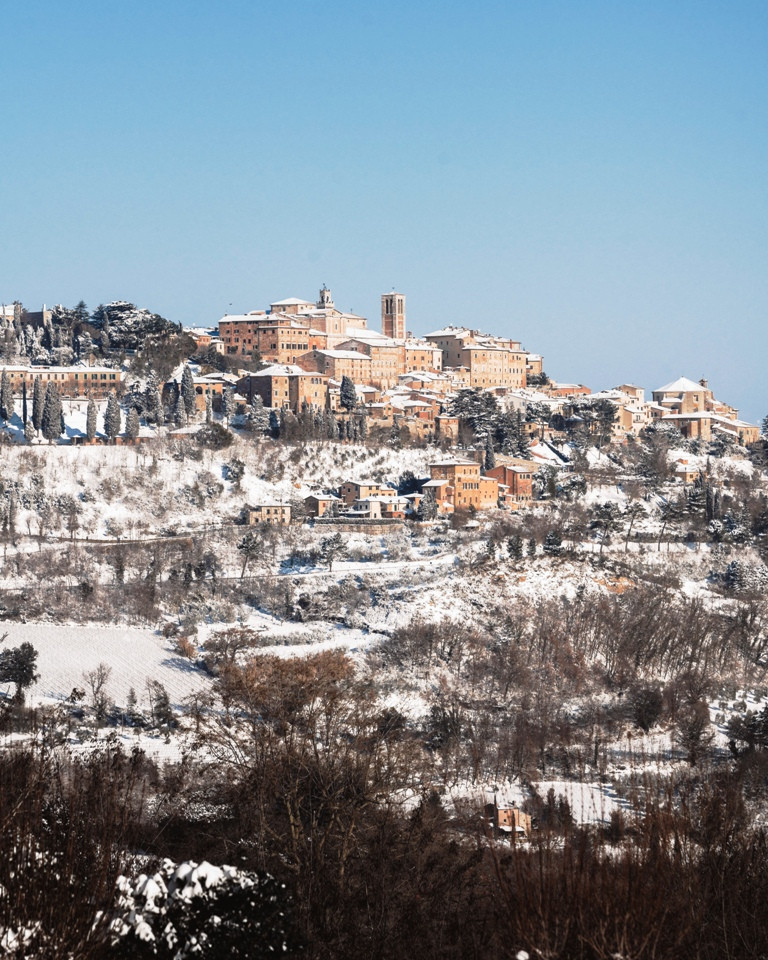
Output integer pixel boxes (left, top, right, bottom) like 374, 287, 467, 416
4, 0, 767, 419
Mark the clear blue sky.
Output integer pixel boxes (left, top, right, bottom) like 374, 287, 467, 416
4, 0, 767, 420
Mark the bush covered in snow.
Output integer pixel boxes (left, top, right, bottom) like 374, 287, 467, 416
107, 859, 297, 958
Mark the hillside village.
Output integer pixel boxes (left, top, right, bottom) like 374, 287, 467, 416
1, 287, 759, 528
1, 288, 768, 958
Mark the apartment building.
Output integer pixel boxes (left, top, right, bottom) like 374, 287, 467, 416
236, 364, 329, 410
296, 348, 372, 384
2, 365, 122, 399
424, 327, 529, 389
423, 459, 500, 513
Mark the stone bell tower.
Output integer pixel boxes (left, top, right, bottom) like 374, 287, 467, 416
317, 284, 334, 309
381, 291, 405, 340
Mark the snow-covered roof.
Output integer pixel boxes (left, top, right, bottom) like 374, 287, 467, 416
317, 349, 371, 360
654, 376, 707, 394
270, 297, 315, 307
342, 479, 396, 488
247, 364, 311, 378
425, 326, 472, 338
218, 313, 257, 323
342, 327, 390, 343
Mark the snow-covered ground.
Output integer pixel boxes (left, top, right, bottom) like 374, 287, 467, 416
0, 621, 210, 710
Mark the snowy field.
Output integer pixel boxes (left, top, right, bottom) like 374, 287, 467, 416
0, 621, 210, 710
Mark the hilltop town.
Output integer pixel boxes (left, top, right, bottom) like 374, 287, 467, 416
1, 287, 768, 959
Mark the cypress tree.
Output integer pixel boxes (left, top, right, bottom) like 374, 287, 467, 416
32, 378, 44, 432
173, 394, 187, 426
484, 435, 496, 471
104, 391, 121, 442
181, 364, 196, 417
0, 370, 13, 424
21, 381, 27, 425
125, 407, 140, 440
144, 372, 160, 424
223, 387, 236, 426
86, 399, 98, 442
41, 382, 63, 443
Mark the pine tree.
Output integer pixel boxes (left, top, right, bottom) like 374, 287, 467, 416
148, 679, 175, 729
23, 418, 34, 443
126, 686, 141, 725
417, 488, 438, 520
104, 391, 121, 442
32, 378, 44, 433
339, 376, 357, 411
507, 534, 524, 560
181, 364, 196, 417
73, 300, 89, 324
268, 409, 280, 438
126, 407, 140, 440
86, 399, 98, 442
41, 382, 63, 443
0, 642, 40, 702
0, 370, 13, 424
527, 537, 537, 557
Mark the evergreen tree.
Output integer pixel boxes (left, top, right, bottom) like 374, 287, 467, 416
23, 418, 34, 443
181, 364, 196, 417
104, 391, 121, 442
126, 407, 140, 440
205, 394, 212, 423
450, 388, 499, 439
41, 382, 63, 443
72, 300, 89, 324
144, 372, 161, 424
417, 487, 438, 520
86, 399, 98, 442
126, 686, 141, 725
173, 393, 188, 426
32, 378, 44, 433
527, 537, 537, 557
484, 435, 496, 471
148, 679, 175, 729
339, 376, 357, 411
320, 532, 347, 570
250, 395, 269, 433
21, 381, 27, 425
223, 387, 236, 426
0, 370, 13, 424
507, 534, 524, 560
543, 530, 563, 555
0, 642, 40, 702
269, 409, 280, 439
